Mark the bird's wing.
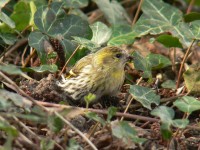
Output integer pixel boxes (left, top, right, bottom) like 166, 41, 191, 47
69, 53, 94, 76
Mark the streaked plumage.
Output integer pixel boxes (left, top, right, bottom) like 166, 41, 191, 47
58, 46, 130, 102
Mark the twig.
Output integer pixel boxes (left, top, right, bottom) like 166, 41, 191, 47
36, 101, 159, 122
176, 39, 195, 89
54, 112, 98, 150
21, 46, 28, 66
22, 49, 36, 67
0, 116, 38, 149
13, 116, 41, 140
0, 71, 48, 112
121, 77, 143, 121
186, 0, 195, 14
0, 38, 28, 61
132, 0, 143, 26
59, 45, 80, 77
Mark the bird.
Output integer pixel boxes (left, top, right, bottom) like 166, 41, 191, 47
57, 46, 132, 103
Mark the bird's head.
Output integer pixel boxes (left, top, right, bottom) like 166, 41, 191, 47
94, 46, 132, 69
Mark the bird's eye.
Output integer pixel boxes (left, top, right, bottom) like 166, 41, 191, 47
115, 53, 122, 58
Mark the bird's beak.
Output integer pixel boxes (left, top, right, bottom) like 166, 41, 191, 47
127, 55, 133, 62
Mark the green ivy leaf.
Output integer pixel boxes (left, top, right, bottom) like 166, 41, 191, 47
0, 64, 23, 75
173, 96, 200, 114
132, 51, 152, 78
183, 64, 200, 94
67, 139, 82, 150
48, 115, 63, 133
108, 24, 136, 46
0, 89, 32, 112
40, 139, 55, 150
93, 0, 130, 25
10, 1, 36, 31
0, 11, 15, 28
112, 121, 146, 144
90, 22, 112, 46
34, 3, 91, 39
85, 112, 105, 126
160, 123, 172, 140
28, 31, 48, 63
156, 34, 183, 48
172, 119, 189, 128
190, 20, 200, 40
69, 9, 88, 21
184, 12, 200, 22
0, 33, 17, 45
107, 106, 117, 122
133, 0, 193, 47
161, 80, 176, 89
146, 53, 172, 70
29, 2, 92, 64
0, 120, 18, 137
151, 105, 188, 138
129, 85, 160, 110
22, 64, 58, 73
72, 36, 99, 50
151, 106, 174, 123
64, 0, 88, 8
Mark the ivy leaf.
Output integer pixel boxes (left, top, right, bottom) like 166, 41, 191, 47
112, 121, 146, 144
108, 24, 136, 46
34, 3, 91, 39
72, 36, 99, 50
67, 139, 82, 150
85, 112, 105, 126
156, 34, 183, 48
190, 20, 200, 39
48, 115, 63, 133
107, 106, 117, 122
146, 53, 171, 70
183, 64, 200, 94
133, 0, 193, 47
0, 89, 32, 112
93, 0, 130, 25
173, 96, 200, 114
0, 11, 15, 28
90, 22, 112, 46
29, 2, 92, 63
22, 64, 58, 73
0, 64, 23, 75
161, 80, 176, 89
151, 106, 174, 123
172, 119, 189, 128
0, 33, 17, 45
40, 139, 55, 150
28, 31, 48, 63
133, 51, 152, 78
64, 0, 88, 8
9, 1, 36, 31
184, 12, 200, 22
151, 106, 189, 139
129, 85, 160, 110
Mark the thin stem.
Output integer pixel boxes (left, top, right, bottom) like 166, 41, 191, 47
36, 101, 159, 122
0, 38, 28, 61
176, 40, 195, 89
186, 0, 195, 14
0, 71, 49, 112
22, 49, 36, 67
120, 77, 143, 121
59, 45, 80, 77
132, 0, 143, 26
54, 112, 98, 150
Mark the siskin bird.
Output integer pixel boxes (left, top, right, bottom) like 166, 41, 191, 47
57, 46, 132, 102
